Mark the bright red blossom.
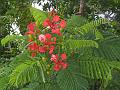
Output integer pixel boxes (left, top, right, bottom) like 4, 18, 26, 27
27, 22, 36, 32
60, 62, 68, 69
28, 42, 38, 51
26, 22, 36, 35
39, 46, 47, 53
52, 28, 61, 36
60, 20, 66, 28
51, 53, 68, 71
53, 63, 61, 71
52, 15, 60, 22
45, 33, 52, 40
61, 53, 67, 60
53, 61, 68, 71
49, 46, 55, 54
25, 12, 68, 72
43, 19, 50, 27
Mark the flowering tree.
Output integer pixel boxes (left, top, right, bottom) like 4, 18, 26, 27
0, 7, 120, 90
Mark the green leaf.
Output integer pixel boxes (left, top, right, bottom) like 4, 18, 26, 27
0, 77, 9, 90
79, 59, 112, 80
57, 64, 89, 90
65, 40, 98, 50
94, 37, 120, 60
1, 35, 24, 46
80, 18, 109, 34
109, 61, 120, 70
30, 7, 47, 26
9, 61, 38, 87
95, 30, 104, 40
20, 81, 60, 90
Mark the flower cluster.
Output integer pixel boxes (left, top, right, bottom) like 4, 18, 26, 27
25, 11, 68, 71
51, 54, 68, 71
43, 14, 66, 36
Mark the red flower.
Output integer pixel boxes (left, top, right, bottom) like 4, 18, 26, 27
31, 52, 36, 57
43, 19, 50, 27
39, 46, 46, 53
60, 20, 66, 28
45, 33, 52, 40
38, 34, 46, 42
52, 15, 60, 22
28, 42, 38, 51
25, 31, 34, 35
53, 61, 68, 71
25, 22, 36, 35
52, 28, 61, 35
27, 22, 36, 33
51, 54, 58, 63
53, 63, 61, 71
49, 46, 55, 54
61, 53, 67, 60
61, 62, 68, 69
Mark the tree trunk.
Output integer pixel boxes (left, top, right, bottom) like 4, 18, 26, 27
76, 0, 85, 16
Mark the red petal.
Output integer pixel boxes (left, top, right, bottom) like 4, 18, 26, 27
60, 20, 66, 28
61, 62, 68, 69
27, 22, 36, 32
39, 46, 46, 53
52, 15, 60, 22
61, 53, 67, 60
45, 33, 52, 39
31, 52, 36, 57
43, 19, 50, 27
50, 54, 58, 63
49, 46, 55, 54
53, 64, 61, 71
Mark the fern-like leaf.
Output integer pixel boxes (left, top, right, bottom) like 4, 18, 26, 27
0, 77, 9, 90
57, 63, 89, 90
9, 61, 38, 87
65, 40, 98, 50
80, 18, 109, 34
79, 58, 112, 80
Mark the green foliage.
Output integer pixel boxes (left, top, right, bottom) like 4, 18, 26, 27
93, 36, 120, 60
30, 7, 47, 26
57, 64, 89, 90
1, 35, 24, 46
0, 77, 9, 90
79, 58, 112, 80
9, 61, 37, 87
9, 60, 47, 87
106, 70, 120, 90
0, 9, 120, 90
65, 40, 98, 49
80, 18, 109, 35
